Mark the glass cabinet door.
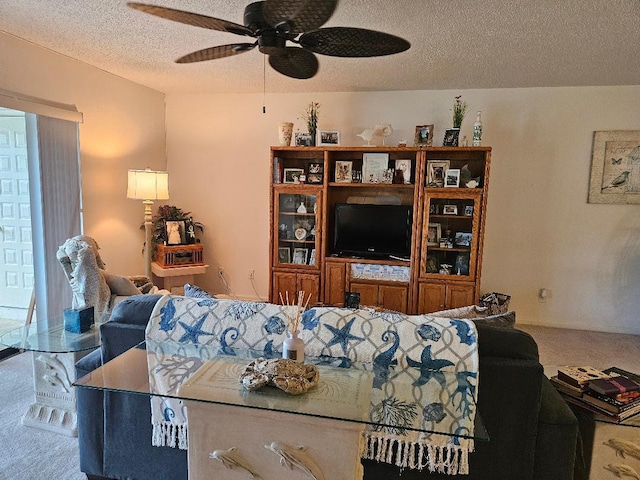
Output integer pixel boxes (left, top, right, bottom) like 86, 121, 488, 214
421, 194, 480, 278
275, 190, 321, 268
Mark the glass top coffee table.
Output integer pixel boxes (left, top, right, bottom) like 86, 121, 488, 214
0, 322, 102, 436
76, 341, 488, 479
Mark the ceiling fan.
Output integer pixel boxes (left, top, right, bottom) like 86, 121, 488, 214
127, 0, 411, 79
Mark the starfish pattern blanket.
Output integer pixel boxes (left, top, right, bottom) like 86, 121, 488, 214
145, 295, 479, 475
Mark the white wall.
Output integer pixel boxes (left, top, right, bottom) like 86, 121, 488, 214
0, 32, 166, 276
166, 86, 640, 335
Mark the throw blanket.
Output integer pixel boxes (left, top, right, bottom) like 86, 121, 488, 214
146, 295, 479, 475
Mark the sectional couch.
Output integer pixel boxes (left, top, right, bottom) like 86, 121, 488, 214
75, 294, 579, 480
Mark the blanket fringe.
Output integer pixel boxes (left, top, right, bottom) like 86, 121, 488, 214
152, 422, 188, 450
361, 433, 470, 475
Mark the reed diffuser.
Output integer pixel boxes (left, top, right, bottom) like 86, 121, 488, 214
279, 291, 311, 362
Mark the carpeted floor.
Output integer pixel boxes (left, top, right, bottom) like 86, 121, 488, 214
0, 352, 84, 480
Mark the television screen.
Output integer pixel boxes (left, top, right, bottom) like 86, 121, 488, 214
333, 203, 413, 259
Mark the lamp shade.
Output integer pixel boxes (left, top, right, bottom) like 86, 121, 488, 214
127, 169, 169, 200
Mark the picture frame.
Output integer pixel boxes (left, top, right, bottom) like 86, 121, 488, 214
427, 223, 441, 246
308, 249, 316, 266
588, 130, 640, 204
334, 161, 353, 183
318, 130, 340, 146
362, 153, 390, 183
454, 232, 473, 247
443, 128, 460, 147
464, 205, 474, 216
425, 255, 439, 273
445, 168, 461, 187
443, 204, 458, 215
284, 168, 304, 184
295, 132, 313, 146
414, 124, 434, 147
165, 220, 186, 245
395, 159, 412, 184
426, 160, 450, 187
454, 253, 470, 275
307, 162, 324, 184
292, 248, 308, 265
278, 247, 291, 264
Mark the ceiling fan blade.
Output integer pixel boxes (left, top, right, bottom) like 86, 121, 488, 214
263, 0, 337, 35
176, 43, 256, 63
269, 47, 319, 79
127, 3, 254, 37
299, 27, 410, 57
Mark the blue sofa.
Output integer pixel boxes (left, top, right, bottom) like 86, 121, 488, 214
75, 295, 579, 480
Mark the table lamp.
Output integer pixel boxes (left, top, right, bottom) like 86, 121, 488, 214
127, 168, 169, 279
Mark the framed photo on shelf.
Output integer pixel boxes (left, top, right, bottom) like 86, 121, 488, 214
427, 223, 441, 246
292, 248, 308, 265
295, 132, 313, 146
426, 255, 439, 273
308, 249, 316, 265
455, 232, 473, 247
454, 254, 470, 275
443, 204, 458, 215
284, 168, 305, 183
445, 169, 461, 187
165, 220, 186, 245
426, 160, 450, 187
395, 159, 412, 184
464, 205, 474, 216
335, 161, 353, 183
318, 130, 340, 146
278, 247, 291, 264
362, 153, 390, 183
307, 162, 324, 184
414, 124, 434, 146
443, 128, 460, 147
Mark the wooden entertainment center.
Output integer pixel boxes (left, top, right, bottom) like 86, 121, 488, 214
269, 146, 491, 314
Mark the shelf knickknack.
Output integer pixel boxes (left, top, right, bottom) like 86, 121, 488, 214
145, 205, 204, 259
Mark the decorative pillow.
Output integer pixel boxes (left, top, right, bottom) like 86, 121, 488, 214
101, 271, 142, 296
184, 283, 215, 299
471, 311, 516, 328
430, 305, 489, 319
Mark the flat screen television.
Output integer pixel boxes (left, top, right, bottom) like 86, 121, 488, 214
333, 203, 413, 259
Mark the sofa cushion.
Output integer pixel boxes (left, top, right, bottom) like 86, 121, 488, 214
473, 311, 516, 328
475, 323, 539, 360
101, 271, 142, 296
184, 283, 215, 299
107, 294, 162, 326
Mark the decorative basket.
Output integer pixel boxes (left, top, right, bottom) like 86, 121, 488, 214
479, 292, 511, 315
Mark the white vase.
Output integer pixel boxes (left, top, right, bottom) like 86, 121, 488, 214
278, 122, 294, 146
283, 330, 305, 363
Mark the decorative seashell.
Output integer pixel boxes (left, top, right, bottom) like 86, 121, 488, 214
264, 316, 286, 335
239, 358, 319, 395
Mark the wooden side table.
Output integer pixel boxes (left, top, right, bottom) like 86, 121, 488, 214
151, 262, 209, 294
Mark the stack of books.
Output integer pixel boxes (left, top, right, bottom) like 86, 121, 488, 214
551, 366, 640, 423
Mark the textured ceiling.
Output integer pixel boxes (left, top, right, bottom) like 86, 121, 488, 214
0, 0, 638, 94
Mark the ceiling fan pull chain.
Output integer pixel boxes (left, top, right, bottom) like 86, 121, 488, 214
263, 55, 267, 113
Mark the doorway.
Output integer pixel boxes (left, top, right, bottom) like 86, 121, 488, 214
0, 108, 34, 332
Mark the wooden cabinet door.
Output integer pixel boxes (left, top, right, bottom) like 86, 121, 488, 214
379, 285, 409, 313
298, 273, 320, 306
349, 282, 379, 308
272, 272, 297, 304
324, 262, 346, 306
446, 284, 475, 309
418, 282, 446, 313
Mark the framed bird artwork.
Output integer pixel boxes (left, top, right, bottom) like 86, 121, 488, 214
588, 130, 640, 204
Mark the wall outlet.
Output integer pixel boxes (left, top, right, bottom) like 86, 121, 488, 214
538, 288, 549, 303
248, 269, 255, 280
